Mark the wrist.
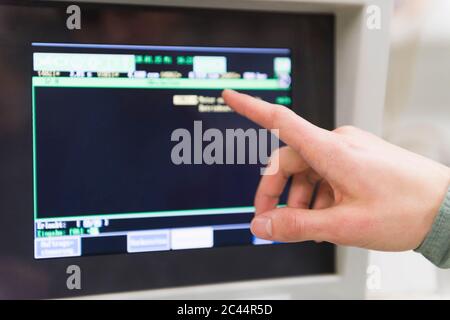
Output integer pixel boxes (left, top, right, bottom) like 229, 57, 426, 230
415, 185, 450, 268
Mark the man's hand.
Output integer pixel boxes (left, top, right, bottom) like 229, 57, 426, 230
222, 89, 450, 251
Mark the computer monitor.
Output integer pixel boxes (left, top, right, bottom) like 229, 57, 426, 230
0, 0, 391, 299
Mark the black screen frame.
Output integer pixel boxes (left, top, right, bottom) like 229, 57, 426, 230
0, 1, 335, 299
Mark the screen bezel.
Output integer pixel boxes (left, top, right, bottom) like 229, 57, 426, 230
0, 1, 335, 299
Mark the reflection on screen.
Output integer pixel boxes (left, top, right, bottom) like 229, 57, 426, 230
32, 43, 291, 259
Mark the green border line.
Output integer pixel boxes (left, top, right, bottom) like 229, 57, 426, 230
32, 76, 289, 91
32, 86, 38, 220
36, 206, 256, 222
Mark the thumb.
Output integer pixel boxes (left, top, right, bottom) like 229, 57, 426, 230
250, 207, 340, 243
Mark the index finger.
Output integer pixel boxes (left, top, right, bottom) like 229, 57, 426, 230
222, 89, 338, 177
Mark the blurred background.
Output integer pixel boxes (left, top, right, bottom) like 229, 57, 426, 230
368, 0, 450, 299
1, 0, 449, 299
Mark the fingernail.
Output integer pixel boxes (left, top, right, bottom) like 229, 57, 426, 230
251, 216, 272, 238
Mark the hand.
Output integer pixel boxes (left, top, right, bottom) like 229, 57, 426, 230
222, 89, 450, 251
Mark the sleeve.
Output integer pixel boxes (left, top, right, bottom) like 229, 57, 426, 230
415, 186, 450, 268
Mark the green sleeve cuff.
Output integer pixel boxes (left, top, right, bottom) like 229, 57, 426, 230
415, 186, 450, 268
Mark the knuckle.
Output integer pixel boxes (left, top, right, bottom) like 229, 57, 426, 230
269, 145, 289, 164
271, 106, 292, 130
272, 145, 289, 158
316, 138, 348, 180
270, 107, 282, 130
267, 149, 280, 169
326, 130, 356, 161
334, 125, 357, 135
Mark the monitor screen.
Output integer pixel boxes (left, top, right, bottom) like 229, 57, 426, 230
32, 43, 291, 259
0, 1, 335, 298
